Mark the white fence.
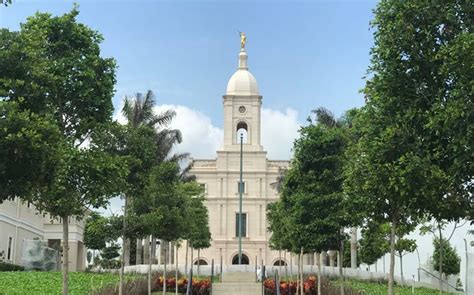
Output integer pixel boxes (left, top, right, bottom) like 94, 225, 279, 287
124, 264, 463, 293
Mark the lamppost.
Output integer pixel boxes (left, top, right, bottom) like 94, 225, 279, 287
238, 133, 243, 264
464, 239, 468, 295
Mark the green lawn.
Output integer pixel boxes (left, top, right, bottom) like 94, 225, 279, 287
0, 271, 141, 295
334, 279, 459, 295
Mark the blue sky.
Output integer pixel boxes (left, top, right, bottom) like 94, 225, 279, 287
1, 0, 375, 125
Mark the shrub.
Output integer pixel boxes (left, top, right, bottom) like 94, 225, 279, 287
0, 261, 25, 271
155, 276, 211, 295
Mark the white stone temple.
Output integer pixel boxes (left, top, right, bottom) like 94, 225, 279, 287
180, 45, 290, 267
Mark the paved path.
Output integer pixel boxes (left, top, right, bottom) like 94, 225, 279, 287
212, 272, 261, 295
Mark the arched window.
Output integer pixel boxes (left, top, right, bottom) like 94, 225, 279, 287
236, 122, 248, 143
232, 254, 249, 265
273, 259, 287, 266
194, 259, 208, 266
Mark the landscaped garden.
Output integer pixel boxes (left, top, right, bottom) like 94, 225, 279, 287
334, 279, 459, 295
0, 271, 141, 294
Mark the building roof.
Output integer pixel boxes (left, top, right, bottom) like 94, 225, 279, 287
226, 49, 260, 96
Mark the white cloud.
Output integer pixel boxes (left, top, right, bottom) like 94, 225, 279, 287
153, 105, 223, 159
156, 105, 301, 160
114, 103, 301, 160
261, 108, 301, 160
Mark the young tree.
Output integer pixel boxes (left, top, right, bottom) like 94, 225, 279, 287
84, 212, 114, 251
345, 1, 472, 293
0, 7, 126, 294
433, 237, 461, 279
187, 194, 211, 277
359, 222, 390, 269
269, 109, 351, 295
0, 101, 62, 202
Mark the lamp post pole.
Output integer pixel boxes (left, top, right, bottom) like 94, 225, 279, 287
238, 134, 243, 264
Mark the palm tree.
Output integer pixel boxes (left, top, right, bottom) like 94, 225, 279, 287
118, 90, 186, 294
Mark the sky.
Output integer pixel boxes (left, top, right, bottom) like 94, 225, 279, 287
1, 0, 472, 287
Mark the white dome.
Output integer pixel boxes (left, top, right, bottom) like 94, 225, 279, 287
226, 69, 259, 96
225, 50, 260, 96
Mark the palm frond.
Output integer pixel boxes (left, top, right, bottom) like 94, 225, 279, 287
122, 97, 134, 124
149, 109, 176, 128
311, 107, 337, 127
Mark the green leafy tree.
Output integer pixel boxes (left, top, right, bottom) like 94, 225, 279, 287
359, 222, 390, 267
132, 162, 205, 293
268, 108, 351, 295
433, 237, 460, 277
84, 212, 114, 251
394, 238, 416, 281
345, 1, 472, 293
100, 243, 121, 269
187, 193, 211, 276
93, 90, 183, 294
0, 101, 62, 201
0, 7, 126, 294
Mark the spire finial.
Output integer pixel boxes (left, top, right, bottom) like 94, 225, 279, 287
239, 31, 246, 51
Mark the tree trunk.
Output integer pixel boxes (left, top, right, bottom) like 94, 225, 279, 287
399, 254, 404, 285
388, 218, 397, 295
297, 253, 301, 295
62, 215, 69, 295
350, 227, 357, 269
148, 235, 152, 295
190, 247, 194, 277
163, 247, 167, 294
317, 252, 322, 295
124, 238, 130, 266
119, 195, 129, 295
151, 237, 157, 264
438, 225, 443, 294
300, 248, 304, 295
284, 251, 288, 279
279, 250, 282, 281
136, 239, 142, 265
339, 231, 345, 295
185, 240, 189, 278
175, 245, 178, 295
144, 236, 150, 264
290, 254, 293, 278
197, 248, 200, 277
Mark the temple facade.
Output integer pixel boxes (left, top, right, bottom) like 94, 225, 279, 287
180, 46, 290, 266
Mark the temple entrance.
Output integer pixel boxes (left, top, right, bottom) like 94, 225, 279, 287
194, 259, 208, 265
232, 254, 249, 265
273, 259, 287, 266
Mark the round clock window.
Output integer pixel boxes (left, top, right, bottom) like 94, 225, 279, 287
239, 106, 246, 113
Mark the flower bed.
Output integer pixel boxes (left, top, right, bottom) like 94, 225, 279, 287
155, 277, 211, 295
264, 276, 317, 295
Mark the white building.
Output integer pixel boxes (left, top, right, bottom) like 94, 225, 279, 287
181, 46, 290, 266
0, 198, 87, 271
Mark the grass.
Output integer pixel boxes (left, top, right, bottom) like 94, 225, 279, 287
334, 279, 459, 295
0, 271, 141, 295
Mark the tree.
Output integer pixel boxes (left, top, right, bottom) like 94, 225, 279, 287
93, 89, 183, 294
433, 237, 461, 278
135, 162, 203, 294
394, 238, 416, 282
359, 222, 390, 268
344, 1, 473, 293
186, 193, 211, 277
0, 7, 126, 294
84, 212, 113, 251
100, 242, 121, 269
0, 101, 62, 202
268, 109, 351, 295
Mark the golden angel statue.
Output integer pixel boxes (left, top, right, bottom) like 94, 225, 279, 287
239, 31, 246, 50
